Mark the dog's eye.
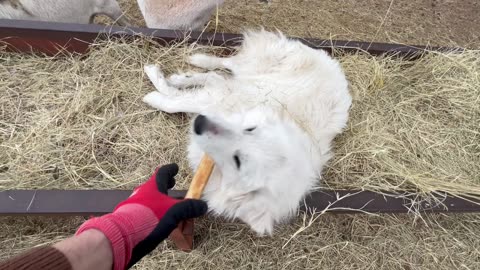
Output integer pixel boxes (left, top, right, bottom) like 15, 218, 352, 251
244, 127, 257, 132
233, 154, 241, 169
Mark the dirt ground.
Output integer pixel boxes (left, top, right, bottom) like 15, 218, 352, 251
115, 0, 479, 48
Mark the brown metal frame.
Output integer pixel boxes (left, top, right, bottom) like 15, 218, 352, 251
0, 190, 478, 216
0, 19, 476, 215
0, 19, 461, 57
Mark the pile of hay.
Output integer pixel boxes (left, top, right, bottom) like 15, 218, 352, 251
1, 38, 479, 200
0, 35, 479, 269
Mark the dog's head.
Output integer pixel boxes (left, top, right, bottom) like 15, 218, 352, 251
189, 107, 321, 190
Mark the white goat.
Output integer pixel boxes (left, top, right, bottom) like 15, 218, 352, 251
143, 30, 352, 235
136, 0, 224, 30
0, 0, 129, 25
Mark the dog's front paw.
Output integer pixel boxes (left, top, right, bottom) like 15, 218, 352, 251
251, 222, 274, 237
241, 212, 274, 237
144, 64, 164, 79
144, 64, 170, 90
142, 91, 163, 109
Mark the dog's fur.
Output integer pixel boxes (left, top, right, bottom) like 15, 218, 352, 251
0, 0, 129, 25
143, 30, 352, 235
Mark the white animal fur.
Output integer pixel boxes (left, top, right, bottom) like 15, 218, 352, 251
143, 30, 352, 235
136, 0, 224, 30
0, 0, 129, 25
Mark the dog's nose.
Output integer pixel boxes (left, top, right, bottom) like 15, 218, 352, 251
194, 115, 208, 135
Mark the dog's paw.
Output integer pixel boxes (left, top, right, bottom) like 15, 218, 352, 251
144, 64, 170, 89
240, 211, 274, 236
144, 65, 178, 95
142, 91, 163, 108
251, 222, 274, 237
144, 64, 164, 79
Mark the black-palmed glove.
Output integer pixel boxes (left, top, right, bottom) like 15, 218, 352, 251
76, 163, 208, 270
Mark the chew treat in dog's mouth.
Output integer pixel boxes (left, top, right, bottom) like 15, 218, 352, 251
168, 154, 215, 251
185, 154, 215, 199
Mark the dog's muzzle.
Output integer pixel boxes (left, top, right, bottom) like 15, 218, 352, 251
194, 115, 221, 135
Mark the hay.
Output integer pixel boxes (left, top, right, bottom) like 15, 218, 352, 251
1, 213, 479, 269
1, 38, 479, 201
0, 33, 479, 270
0, 39, 206, 189
325, 51, 480, 199
0, 1, 478, 268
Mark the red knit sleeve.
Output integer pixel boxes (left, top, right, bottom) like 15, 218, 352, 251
0, 246, 72, 270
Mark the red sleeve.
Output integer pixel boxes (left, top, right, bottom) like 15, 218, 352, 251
0, 246, 72, 270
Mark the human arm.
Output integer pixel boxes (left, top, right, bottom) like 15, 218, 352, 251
0, 164, 208, 270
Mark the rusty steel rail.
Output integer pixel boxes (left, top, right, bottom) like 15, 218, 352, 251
0, 189, 479, 216
0, 19, 461, 57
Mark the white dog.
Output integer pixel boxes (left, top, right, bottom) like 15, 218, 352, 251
143, 30, 352, 235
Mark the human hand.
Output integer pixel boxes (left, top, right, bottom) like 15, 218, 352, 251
76, 164, 208, 270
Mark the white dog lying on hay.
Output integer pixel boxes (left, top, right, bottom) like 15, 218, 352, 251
143, 30, 352, 235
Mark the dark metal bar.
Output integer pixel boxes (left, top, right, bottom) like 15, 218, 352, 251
0, 190, 185, 216
0, 189, 478, 216
0, 19, 461, 57
303, 190, 480, 213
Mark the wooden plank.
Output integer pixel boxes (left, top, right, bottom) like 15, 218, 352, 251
0, 19, 461, 57
0, 189, 478, 216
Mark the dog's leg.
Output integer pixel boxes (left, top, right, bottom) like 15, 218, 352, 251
238, 207, 274, 237
144, 64, 221, 114
167, 71, 225, 88
188, 54, 233, 70
232, 191, 276, 236
144, 64, 180, 96
143, 90, 213, 114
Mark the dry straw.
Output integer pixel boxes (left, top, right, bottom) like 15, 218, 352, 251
1, 37, 478, 200
0, 0, 477, 268
1, 213, 479, 269
0, 34, 479, 270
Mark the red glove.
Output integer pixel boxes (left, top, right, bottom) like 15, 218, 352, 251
75, 164, 207, 270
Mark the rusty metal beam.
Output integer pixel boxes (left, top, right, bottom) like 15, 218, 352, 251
0, 19, 461, 57
0, 189, 478, 216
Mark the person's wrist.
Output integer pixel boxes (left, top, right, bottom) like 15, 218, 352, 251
76, 204, 159, 270
54, 229, 113, 270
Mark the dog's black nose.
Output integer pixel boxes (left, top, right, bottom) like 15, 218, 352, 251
194, 115, 208, 135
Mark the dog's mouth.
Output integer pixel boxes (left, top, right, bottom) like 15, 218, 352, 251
194, 115, 222, 135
